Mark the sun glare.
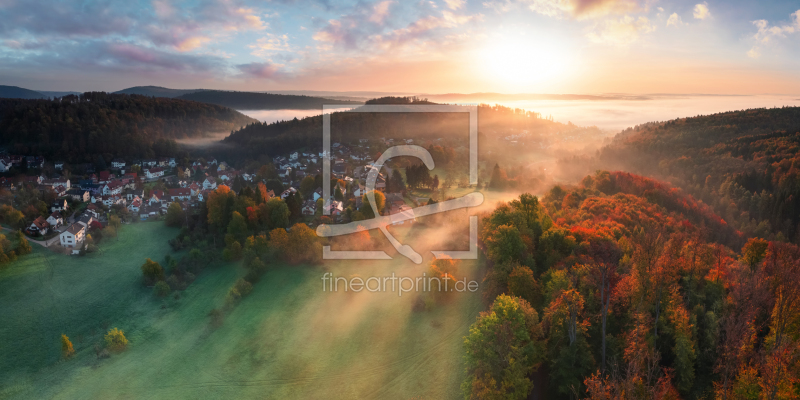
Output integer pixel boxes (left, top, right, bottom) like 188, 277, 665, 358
478, 35, 574, 90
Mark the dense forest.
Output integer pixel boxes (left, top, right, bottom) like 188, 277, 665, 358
559, 107, 800, 243
222, 99, 570, 157
176, 90, 363, 110
467, 170, 800, 399
0, 92, 256, 162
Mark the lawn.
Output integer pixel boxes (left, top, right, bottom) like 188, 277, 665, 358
0, 222, 484, 399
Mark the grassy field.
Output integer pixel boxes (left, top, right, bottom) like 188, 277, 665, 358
0, 222, 484, 399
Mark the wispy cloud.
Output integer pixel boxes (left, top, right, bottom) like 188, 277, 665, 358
666, 13, 682, 27
249, 33, 292, 58
484, 0, 644, 20
693, 3, 710, 20
444, 0, 465, 10
747, 10, 800, 58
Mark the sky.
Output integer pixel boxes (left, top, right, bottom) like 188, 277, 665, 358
1, 0, 799, 94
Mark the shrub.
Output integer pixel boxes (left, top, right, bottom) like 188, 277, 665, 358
166, 274, 181, 290
61, 334, 75, 359
225, 287, 241, 308
141, 258, 165, 285
104, 327, 128, 352
153, 281, 171, 297
234, 278, 253, 297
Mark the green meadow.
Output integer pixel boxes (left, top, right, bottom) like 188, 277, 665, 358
0, 222, 483, 399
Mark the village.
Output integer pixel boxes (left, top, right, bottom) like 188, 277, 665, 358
0, 138, 434, 255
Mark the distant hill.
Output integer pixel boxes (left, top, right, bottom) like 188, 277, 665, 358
176, 90, 363, 110
0, 85, 45, 99
0, 92, 257, 163
113, 86, 207, 98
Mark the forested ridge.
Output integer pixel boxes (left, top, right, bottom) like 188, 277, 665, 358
592, 107, 800, 242
467, 170, 800, 399
0, 92, 256, 162
223, 99, 567, 157
176, 90, 362, 110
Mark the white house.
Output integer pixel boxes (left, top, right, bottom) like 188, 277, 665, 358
145, 168, 164, 179
46, 212, 63, 228
203, 177, 217, 190
290, 152, 299, 160
103, 181, 123, 196
111, 158, 126, 168
280, 187, 297, 200
60, 224, 85, 249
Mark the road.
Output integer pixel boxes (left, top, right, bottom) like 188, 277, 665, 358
0, 226, 60, 248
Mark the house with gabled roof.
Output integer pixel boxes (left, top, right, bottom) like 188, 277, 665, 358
46, 211, 63, 228
60, 224, 85, 250
29, 216, 50, 235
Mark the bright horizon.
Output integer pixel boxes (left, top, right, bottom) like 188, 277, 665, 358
1, 0, 799, 95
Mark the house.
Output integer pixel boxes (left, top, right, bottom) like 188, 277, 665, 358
51, 185, 68, 197
98, 171, 112, 183
145, 168, 164, 179
302, 200, 316, 216
0, 159, 11, 172
203, 177, 217, 190
128, 196, 142, 212
111, 158, 126, 168
42, 178, 71, 190
86, 204, 101, 219
142, 159, 157, 168
290, 152, 299, 160
217, 161, 231, 171
124, 187, 144, 201
189, 182, 201, 197
51, 199, 68, 213
149, 190, 165, 205
46, 211, 63, 228
168, 158, 176, 168
168, 188, 191, 202
103, 180, 123, 196
60, 224, 86, 249
29, 216, 50, 235
353, 183, 366, 198
65, 188, 90, 202
322, 200, 344, 215
77, 213, 94, 228
375, 174, 386, 190
54, 161, 65, 170
280, 187, 297, 200
312, 188, 323, 201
